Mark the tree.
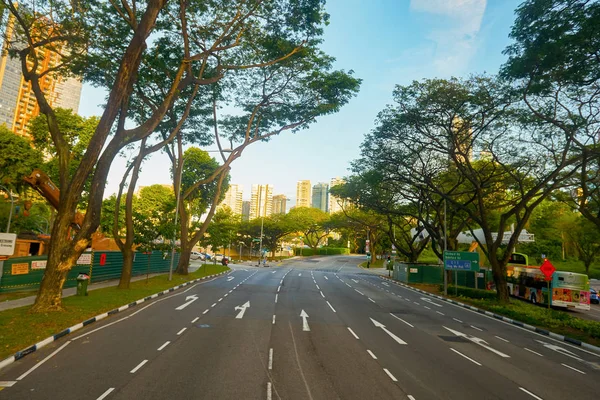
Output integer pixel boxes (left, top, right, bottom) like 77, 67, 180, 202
201, 206, 240, 256
357, 76, 580, 302
568, 216, 600, 274
0, 126, 43, 192
1, 0, 357, 311
287, 207, 332, 251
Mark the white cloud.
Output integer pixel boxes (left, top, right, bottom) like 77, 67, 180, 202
410, 0, 487, 76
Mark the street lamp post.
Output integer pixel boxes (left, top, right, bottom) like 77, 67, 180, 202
169, 156, 186, 282
0, 184, 14, 233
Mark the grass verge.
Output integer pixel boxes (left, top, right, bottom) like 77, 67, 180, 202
0, 265, 229, 361
402, 281, 600, 347
359, 259, 386, 268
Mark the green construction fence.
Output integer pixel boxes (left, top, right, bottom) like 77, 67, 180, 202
0, 250, 180, 293
393, 262, 493, 289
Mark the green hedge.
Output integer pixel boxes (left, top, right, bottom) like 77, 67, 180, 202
440, 285, 497, 300
294, 247, 350, 256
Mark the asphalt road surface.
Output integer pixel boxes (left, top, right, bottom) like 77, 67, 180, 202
1, 255, 599, 399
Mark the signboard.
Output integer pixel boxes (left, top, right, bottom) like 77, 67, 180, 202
11, 263, 29, 275
409, 268, 418, 273
31, 260, 47, 270
540, 259, 556, 280
444, 251, 480, 271
476, 272, 484, 278
77, 253, 92, 265
0, 233, 17, 256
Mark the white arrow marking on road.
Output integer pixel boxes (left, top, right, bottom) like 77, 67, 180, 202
370, 318, 407, 345
300, 310, 310, 331
443, 326, 510, 358
420, 297, 443, 307
235, 301, 251, 319
535, 340, 583, 361
175, 294, 199, 310
227, 276, 235, 281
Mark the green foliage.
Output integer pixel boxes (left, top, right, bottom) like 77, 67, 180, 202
568, 216, 600, 274
201, 206, 240, 252
99, 195, 125, 237
0, 126, 43, 192
294, 247, 349, 256
181, 148, 229, 217
440, 285, 497, 300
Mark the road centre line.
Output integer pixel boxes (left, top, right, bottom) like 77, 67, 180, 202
453, 318, 463, 323
413, 302, 420, 305
408, 396, 416, 400
277, 285, 281, 293
268, 348, 274, 370
320, 291, 325, 298
519, 387, 544, 400
383, 368, 398, 382
367, 350, 377, 359
275, 294, 278, 303
324, 276, 328, 280
355, 289, 364, 295
157, 341, 170, 351
130, 359, 148, 373
316, 284, 320, 290
524, 348, 544, 356
495, 335, 509, 343
177, 327, 187, 335
424, 306, 431, 310
17, 340, 72, 380
191, 317, 199, 323
273, 315, 276, 324
96, 388, 115, 400
211, 303, 217, 307
450, 348, 482, 366
389, 313, 414, 328
218, 298, 223, 302
348, 327, 360, 339
203, 309, 209, 314
561, 363, 586, 374
346, 283, 351, 287
471, 325, 483, 332
368, 298, 376, 303
267, 382, 272, 400
436, 311, 445, 315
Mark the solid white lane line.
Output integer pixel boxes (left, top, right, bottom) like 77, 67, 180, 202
453, 318, 463, 323
389, 313, 414, 328
273, 315, 276, 324
450, 348, 482, 366
470, 325, 483, 332
519, 387, 544, 400
355, 289, 364, 295
383, 368, 398, 382
495, 335, 509, 343
268, 348, 274, 370
130, 359, 148, 373
191, 317, 199, 323
211, 303, 217, 307
367, 350, 377, 359
326, 301, 336, 312
96, 388, 115, 400
369, 298, 376, 303
320, 291, 325, 298
203, 309, 209, 314
267, 382, 273, 400
17, 340, 72, 380
436, 311, 445, 315
524, 348, 544, 357
157, 341, 171, 351
561, 363, 586, 374
348, 327, 360, 339
275, 294, 278, 303
177, 327, 187, 335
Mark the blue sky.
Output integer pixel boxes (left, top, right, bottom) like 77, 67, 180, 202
78, 0, 522, 204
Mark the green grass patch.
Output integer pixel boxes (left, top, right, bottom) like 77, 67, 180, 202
551, 259, 600, 279
359, 259, 385, 268
0, 266, 229, 360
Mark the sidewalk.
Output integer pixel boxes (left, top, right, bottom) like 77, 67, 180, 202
0, 273, 164, 312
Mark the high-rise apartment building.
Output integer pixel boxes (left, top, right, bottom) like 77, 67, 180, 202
328, 177, 345, 214
273, 194, 287, 215
249, 184, 273, 220
312, 183, 328, 212
219, 184, 243, 215
241, 201, 251, 222
0, 13, 82, 137
296, 180, 311, 208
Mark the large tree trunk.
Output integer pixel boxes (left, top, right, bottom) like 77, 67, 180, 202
490, 258, 509, 303
119, 250, 134, 289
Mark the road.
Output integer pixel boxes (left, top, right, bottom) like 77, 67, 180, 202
0, 255, 599, 399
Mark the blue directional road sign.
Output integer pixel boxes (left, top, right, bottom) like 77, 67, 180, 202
444, 251, 480, 271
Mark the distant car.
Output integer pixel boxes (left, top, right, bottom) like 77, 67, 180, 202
190, 251, 203, 260
591, 288, 599, 304
214, 253, 224, 262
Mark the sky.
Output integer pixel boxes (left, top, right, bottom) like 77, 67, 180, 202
77, 0, 523, 206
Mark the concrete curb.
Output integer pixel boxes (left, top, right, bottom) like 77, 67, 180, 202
0, 270, 229, 371
379, 276, 600, 356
